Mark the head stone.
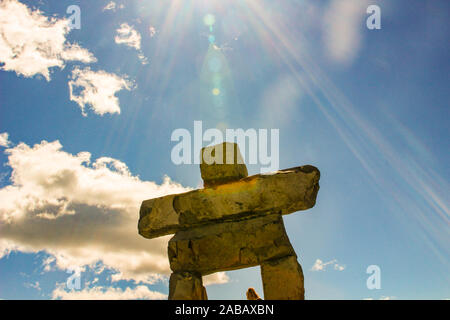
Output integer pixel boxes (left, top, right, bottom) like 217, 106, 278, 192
200, 142, 248, 188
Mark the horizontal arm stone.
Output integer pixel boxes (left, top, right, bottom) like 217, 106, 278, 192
138, 165, 320, 239
138, 194, 180, 238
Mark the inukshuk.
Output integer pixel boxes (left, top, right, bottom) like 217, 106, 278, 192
138, 142, 320, 300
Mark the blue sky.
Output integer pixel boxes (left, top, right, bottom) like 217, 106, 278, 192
0, 0, 448, 300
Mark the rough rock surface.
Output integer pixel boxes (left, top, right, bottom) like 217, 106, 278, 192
261, 255, 305, 300
174, 165, 319, 225
169, 271, 207, 300
138, 194, 179, 238
168, 214, 295, 275
200, 142, 248, 188
138, 165, 320, 239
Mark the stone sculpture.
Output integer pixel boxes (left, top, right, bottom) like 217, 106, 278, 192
138, 142, 320, 300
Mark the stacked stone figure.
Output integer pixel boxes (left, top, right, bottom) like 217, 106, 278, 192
138, 142, 320, 300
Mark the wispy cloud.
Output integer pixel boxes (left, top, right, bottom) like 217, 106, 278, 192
0, 133, 11, 147
115, 23, 148, 64
103, 1, 116, 11
68, 67, 134, 116
102, 1, 124, 12
311, 259, 345, 272
0, 0, 96, 80
24, 281, 41, 291
149, 26, 157, 38
322, 0, 369, 66
334, 264, 345, 271
42, 256, 56, 272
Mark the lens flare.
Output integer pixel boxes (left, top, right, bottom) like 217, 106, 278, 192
203, 14, 215, 27
208, 57, 222, 72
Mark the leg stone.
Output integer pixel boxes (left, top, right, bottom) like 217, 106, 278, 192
168, 272, 208, 300
260, 255, 305, 300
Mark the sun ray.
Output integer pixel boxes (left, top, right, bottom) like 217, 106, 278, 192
242, 0, 449, 268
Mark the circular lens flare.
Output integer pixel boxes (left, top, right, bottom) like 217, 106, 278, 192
203, 14, 215, 27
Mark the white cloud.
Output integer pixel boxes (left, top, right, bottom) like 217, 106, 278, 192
52, 284, 166, 300
115, 23, 148, 64
0, 139, 194, 285
137, 53, 149, 65
68, 67, 134, 116
103, 1, 116, 11
203, 272, 230, 286
322, 0, 369, 66
115, 23, 141, 51
364, 296, 396, 300
0, 0, 96, 80
24, 281, 41, 291
103, 2, 124, 12
311, 259, 332, 271
311, 259, 345, 272
149, 26, 157, 37
334, 263, 345, 271
0, 132, 11, 147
